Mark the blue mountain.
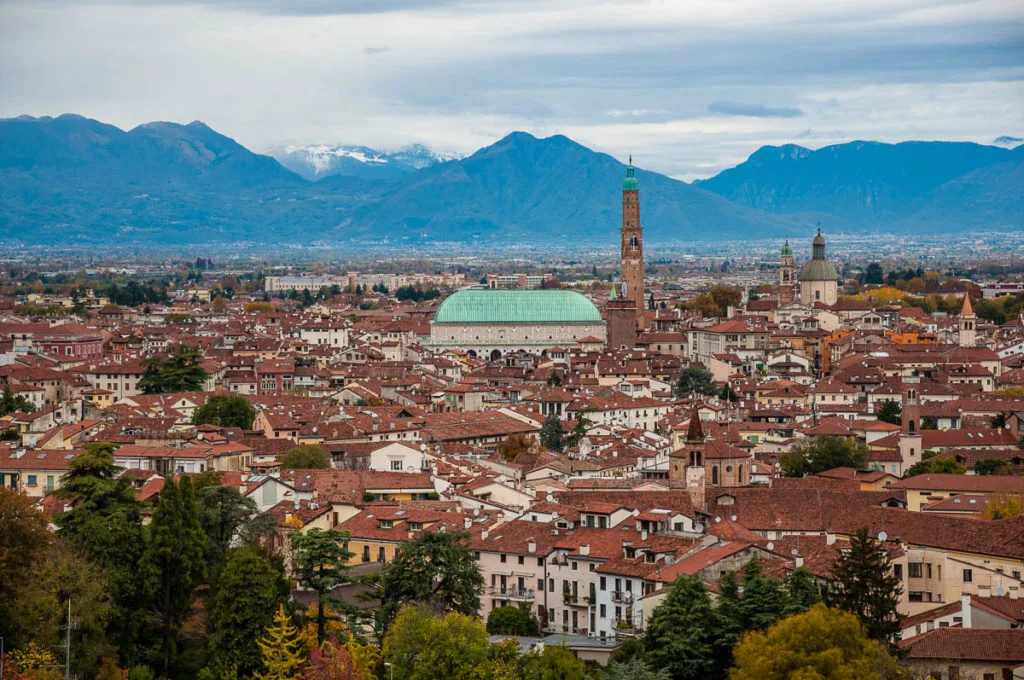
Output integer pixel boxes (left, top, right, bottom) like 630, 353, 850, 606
694, 140, 1022, 231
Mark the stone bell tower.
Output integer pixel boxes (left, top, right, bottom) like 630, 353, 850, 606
620, 157, 647, 329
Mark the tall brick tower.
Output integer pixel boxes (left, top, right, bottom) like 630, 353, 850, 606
779, 240, 795, 304
620, 157, 647, 329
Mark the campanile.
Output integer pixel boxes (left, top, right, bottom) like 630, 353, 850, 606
620, 157, 646, 329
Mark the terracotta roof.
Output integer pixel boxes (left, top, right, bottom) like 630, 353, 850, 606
899, 627, 1024, 663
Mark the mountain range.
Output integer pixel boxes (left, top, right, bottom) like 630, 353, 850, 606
0, 114, 1019, 246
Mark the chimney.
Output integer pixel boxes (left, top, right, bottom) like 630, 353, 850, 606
795, 556, 804, 568
826, 533, 836, 546
641, 529, 648, 541
481, 529, 489, 540
961, 594, 973, 628
579, 544, 590, 556
464, 516, 472, 530
528, 541, 537, 553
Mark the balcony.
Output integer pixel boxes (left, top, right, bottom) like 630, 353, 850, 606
488, 587, 535, 601
611, 591, 635, 604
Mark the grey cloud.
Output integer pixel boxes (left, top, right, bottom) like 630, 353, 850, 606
708, 100, 804, 118
363, 46, 388, 55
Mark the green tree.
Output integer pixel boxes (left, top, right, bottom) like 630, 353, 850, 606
382, 606, 492, 680
523, 643, 586, 680
486, 605, 539, 636
139, 345, 207, 394
14, 542, 115, 678
780, 436, 869, 477
539, 414, 564, 453
141, 476, 207, 677
193, 394, 256, 429
876, 400, 901, 426
0, 385, 35, 416
863, 263, 885, 285
827, 528, 903, 645
208, 547, 289, 676
278, 445, 331, 470
675, 367, 718, 397
644, 575, 720, 680
738, 558, 786, 632
973, 458, 1013, 475
196, 480, 277, 575
903, 456, 964, 477
783, 567, 822, 616
54, 443, 146, 664
377, 531, 484, 630
255, 604, 306, 680
730, 604, 902, 680
601, 658, 670, 680
290, 529, 355, 645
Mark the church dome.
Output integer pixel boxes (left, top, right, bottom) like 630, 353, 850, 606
781, 240, 793, 257
799, 229, 838, 281
433, 289, 603, 325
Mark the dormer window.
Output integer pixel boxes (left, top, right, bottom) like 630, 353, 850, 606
379, 520, 393, 529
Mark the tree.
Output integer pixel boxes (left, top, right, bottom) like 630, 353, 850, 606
674, 367, 718, 397
193, 394, 256, 429
0, 385, 35, 416
709, 286, 742, 315
863, 263, 884, 285
141, 476, 207, 677
644, 575, 720, 680
903, 456, 964, 477
486, 605, 539, 636
300, 637, 364, 680
497, 433, 533, 461
13, 542, 115, 678
780, 436, 869, 477
208, 547, 290, 676
255, 604, 306, 680
377, 531, 484, 630
876, 400, 901, 426
974, 458, 1014, 475
278, 445, 331, 470
783, 567, 822, 616
291, 529, 355, 645
827, 528, 903, 645
523, 643, 586, 680
382, 606, 492, 680
982, 494, 1024, 520
600, 658, 670, 680
0, 487, 52, 640
139, 345, 207, 394
54, 443, 146, 664
730, 604, 902, 680
196, 480, 277, 575
539, 414, 564, 453
737, 558, 786, 632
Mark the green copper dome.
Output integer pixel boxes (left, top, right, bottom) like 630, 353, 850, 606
781, 240, 793, 257
623, 156, 638, 191
433, 289, 602, 324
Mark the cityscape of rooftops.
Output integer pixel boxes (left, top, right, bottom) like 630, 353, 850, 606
1, 0, 1022, 678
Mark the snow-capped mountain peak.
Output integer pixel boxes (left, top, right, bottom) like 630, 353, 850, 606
273, 143, 461, 181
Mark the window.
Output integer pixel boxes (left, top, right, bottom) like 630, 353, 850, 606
538, 579, 544, 592
908, 592, 923, 602
518, 555, 525, 565
500, 554, 507, 563
599, 604, 606, 618
589, 563, 596, 572
909, 563, 923, 578
391, 460, 402, 471
378, 546, 386, 563
571, 561, 578, 571
362, 546, 370, 563
548, 579, 554, 592
27, 475, 37, 486
894, 564, 902, 579
600, 577, 607, 591
962, 569, 973, 583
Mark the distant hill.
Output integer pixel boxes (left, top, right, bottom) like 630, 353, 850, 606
336, 131, 805, 243
272, 143, 459, 181
694, 140, 1022, 231
0, 115, 1018, 246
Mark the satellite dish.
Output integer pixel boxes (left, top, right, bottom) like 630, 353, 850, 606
766, 542, 775, 551
731, 515, 737, 522
694, 523, 705, 533
878, 531, 888, 542
791, 548, 799, 556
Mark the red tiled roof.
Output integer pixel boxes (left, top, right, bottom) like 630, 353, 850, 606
899, 627, 1024, 663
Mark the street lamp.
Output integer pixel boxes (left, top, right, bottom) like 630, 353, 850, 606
383, 662, 393, 680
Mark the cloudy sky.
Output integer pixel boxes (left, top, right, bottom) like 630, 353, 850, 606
1, 0, 1022, 179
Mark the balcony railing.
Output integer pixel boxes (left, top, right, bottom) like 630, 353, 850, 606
611, 591, 634, 604
488, 587, 535, 601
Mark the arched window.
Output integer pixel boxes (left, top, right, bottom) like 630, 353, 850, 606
737, 464, 744, 483
629, 236, 638, 251
909, 420, 916, 434
712, 466, 719, 485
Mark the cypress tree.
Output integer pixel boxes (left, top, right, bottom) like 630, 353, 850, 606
827, 527, 903, 645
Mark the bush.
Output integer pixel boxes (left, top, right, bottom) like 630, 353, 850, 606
486, 605, 539, 636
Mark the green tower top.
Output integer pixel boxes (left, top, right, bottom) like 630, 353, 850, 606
781, 239, 793, 257
623, 155, 638, 191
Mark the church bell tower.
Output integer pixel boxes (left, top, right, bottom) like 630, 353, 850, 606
621, 157, 647, 329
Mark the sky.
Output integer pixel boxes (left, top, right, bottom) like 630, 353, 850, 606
1, 0, 1022, 180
